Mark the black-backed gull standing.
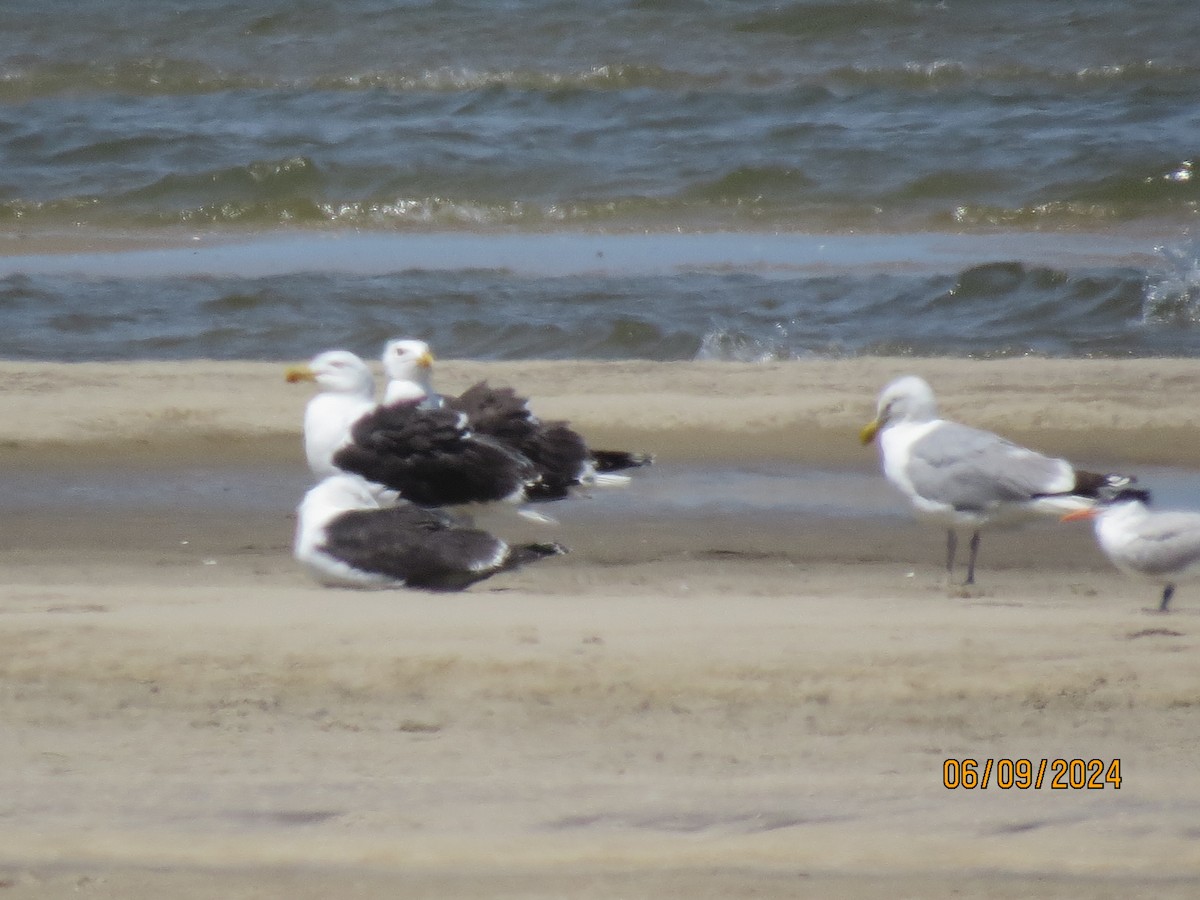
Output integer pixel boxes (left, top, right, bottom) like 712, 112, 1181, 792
382, 338, 654, 501
335, 399, 541, 507
861, 374, 1133, 585
285, 349, 378, 479
287, 349, 543, 508
294, 473, 567, 591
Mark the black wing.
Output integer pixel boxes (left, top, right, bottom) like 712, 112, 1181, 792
449, 381, 591, 500
448, 382, 543, 447
323, 503, 564, 591
334, 402, 538, 507
589, 448, 656, 473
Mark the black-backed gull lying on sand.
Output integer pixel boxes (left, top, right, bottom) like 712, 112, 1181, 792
382, 338, 654, 501
294, 473, 566, 591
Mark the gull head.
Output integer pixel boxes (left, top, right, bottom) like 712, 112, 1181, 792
382, 338, 437, 405
860, 375, 939, 444
1061, 488, 1153, 523
286, 350, 375, 398
383, 338, 434, 380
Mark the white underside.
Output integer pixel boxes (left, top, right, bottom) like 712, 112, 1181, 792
1095, 503, 1200, 585
298, 548, 398, 589
303, 392, 376, 477
293, 473, 403, 589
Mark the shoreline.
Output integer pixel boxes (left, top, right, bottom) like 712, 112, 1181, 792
1, 357, 1198, 468
3, 357, 1200, 897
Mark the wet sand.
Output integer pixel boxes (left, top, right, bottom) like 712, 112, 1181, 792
2, 358, 1200, 897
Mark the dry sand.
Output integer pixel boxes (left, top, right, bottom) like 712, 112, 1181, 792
1, 357, 1200, 898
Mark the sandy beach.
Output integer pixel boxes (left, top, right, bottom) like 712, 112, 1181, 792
2, 357, 1200, 898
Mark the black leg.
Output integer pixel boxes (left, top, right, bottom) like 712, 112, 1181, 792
965, 530, 981, 586
1160, 583, 1176, 612
945, 530, 957, 579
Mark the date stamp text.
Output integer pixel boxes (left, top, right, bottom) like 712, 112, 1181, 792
943, 758, 1121, 790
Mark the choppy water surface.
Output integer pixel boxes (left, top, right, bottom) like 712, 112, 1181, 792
2, 1, 1197, 234
0, 232, 1197, 360
1, 1, 1199, 360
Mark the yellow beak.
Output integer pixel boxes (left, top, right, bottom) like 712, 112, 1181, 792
859, 419, 881, 445
418, 350, 435, 369
285, 364, 316, 383
1060, 508, 1099, 523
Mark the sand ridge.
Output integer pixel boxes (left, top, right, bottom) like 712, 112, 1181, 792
1, 357, 1198, 465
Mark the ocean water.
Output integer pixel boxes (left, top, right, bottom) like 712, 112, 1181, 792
1, 0, 1199, 361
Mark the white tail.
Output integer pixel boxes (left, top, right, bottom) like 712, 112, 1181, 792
593, 472, 632, 488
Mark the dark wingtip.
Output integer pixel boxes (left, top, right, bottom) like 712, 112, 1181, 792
1074, 470, 1137, 499
506, 541, 569, 570
591, 449, 655, 472
523, 482, 572, 502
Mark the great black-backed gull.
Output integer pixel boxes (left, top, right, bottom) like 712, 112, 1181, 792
295, 474, 567, 590
335, 400, 540, 507
285, 350, 377, 479
381, 338, 654, 501
287, 349, 542, 507
382, 339, 441, 408
861, 374, 1133, 585
1061, 489, 1200, 613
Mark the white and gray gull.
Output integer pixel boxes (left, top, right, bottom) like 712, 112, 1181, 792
860, 374, 1134, 585
1062, 488, 1200, 613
